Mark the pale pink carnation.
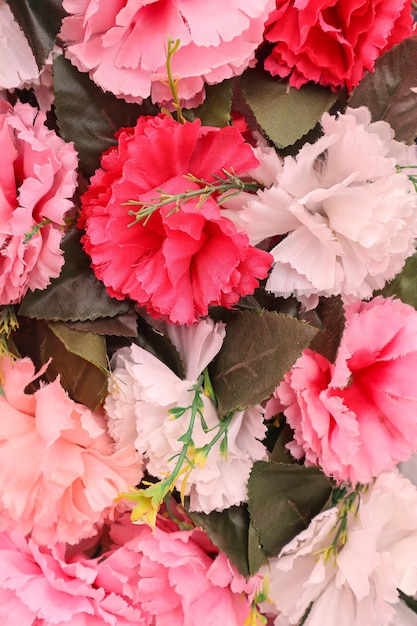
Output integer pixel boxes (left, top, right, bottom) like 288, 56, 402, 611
0, 355, 143, 545
276, 297, 417, 484
0, 1, 39, 91
225, 107, 417, 309
0, 100, 78, 304
60, 0, 275, 107
263, 470, 417, 626
105, 319, 268, 512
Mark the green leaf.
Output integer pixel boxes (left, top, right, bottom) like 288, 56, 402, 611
376, 251, 417, 310
248, 461, 333, 557
209, 310, 318, 417
40, 321, 108, 410
305, 296, 346, 363
5, 0, 65, 68
189, 505, 264, 578
18, 229, 130, 322
349, 35, 417, 143
53, 55, 158, 177
238, 67, 337, 148
64, 310, 138, 337
185, 80, 233, 127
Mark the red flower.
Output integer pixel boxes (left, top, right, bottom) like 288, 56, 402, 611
79, 115, 272, 325
264, 0, 413, 92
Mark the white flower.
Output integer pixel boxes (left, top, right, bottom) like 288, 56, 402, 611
105, 319, 267, 513
263, 470, 417, 626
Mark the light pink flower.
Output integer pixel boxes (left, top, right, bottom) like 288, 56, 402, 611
0, 100, 78, 304
224, 107, 417, 309
105, 319, 267, 512
60, 0, 275, 107
263, 470, 417, 626
0, 355, 143, 545
0, 1, 39, 91
276, 297, 417, 484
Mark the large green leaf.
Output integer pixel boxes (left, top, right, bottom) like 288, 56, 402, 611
209, 310, 318, 417
53, 55, 158, 177
238, 67, 337, 149
5, 0, 65, 68
349, 35, 417, 143
248, 461, 332, 557
185, 80, 233, 127
18, 229, 130, 322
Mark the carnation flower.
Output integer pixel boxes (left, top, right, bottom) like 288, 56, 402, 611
105, 319, 268, 513
263, 470, 417, 626
0, 355, 143, 545
60, 0, 274, 107
225, 107, 417, 309
79, 114, 273, 325
263, 0, 413, 92
0, 0, 39, 91
0, 100, 78, 305
276, 297, 417, 484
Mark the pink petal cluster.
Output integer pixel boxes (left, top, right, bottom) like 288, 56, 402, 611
275, 297, 417, 484
0, 100, 78, 305
0, 355, 143, 545
79, 114, 272, 325
0, 0, 39, 91
105, 319, 268, 512
263, 470, 417, 626
60, 0, 275, 107
225, 107, 417, 309
263, 0, 413, 92
0, 513, 255, 625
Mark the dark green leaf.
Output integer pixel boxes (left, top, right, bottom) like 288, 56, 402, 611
209, 310, 318, 417
398, 590, 417, 615
306, 296, 346, 363
185, 80, 233, 127
248, 521, 268, 575
189, 505, 264, 578
349, 35, 417, 143
5, 0, 65, 68
134, 314, 186, 379
376, 251, 417, 310
238, 67, 337, 148
65, 310, 138, 337
18, 229, 130, 322
248, 461, 332, 557
53, 55, 158, 177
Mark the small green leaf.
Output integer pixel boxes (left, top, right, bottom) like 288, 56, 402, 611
238, 67, 337, 148
19, 229, 130, 323
53, 55, 158, 177
376, 251, 417, 310
349, 35, 417, 143
306, 296, 346, 363
5, 0, 65, 68
209, 310, 318, 417
248, 461, 332, 558
186, 80, 233, 127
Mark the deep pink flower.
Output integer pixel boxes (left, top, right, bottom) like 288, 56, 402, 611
264, 0, 413, 92
0, 355, 143, 545
276, 297, 417, 484
79, 114, 273, 325
0, 100, 78, 304
60, 0, 275, 107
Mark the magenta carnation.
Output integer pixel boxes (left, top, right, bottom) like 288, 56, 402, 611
0, 100, 78, 304
264, 0, 413, 92
276, 297, 417, 484
60, 0, 275, 107
79, 114, 273, 325
0, 355, 143, 545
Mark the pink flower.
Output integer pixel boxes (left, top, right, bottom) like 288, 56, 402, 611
264, 0, 413, 92
263, 470, 417, 626
0, 355, 143, 545
276, 297, 417, 484
60, 0, 274, 106
79, 114, 273, 325
0, 100, 78, 304
0, 1, 39, 91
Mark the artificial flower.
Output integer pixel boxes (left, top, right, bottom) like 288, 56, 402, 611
0, 354, 143, 545
263, 470, 417, 626
60, 0, 275, 107
0, 99, 78, 304
275, 296, 417, 484
263, 0, 413, 92
105, 319, 268, 513
0, 0, 39, 91
79, 113, 273, 325
226, 107, 417, 309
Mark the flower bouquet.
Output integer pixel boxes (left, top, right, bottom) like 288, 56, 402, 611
1, 1, 417, 624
